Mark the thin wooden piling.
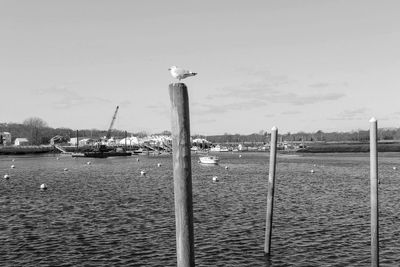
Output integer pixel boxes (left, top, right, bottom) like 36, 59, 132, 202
265, 126, 278, 255
169, 83, 195, 267
369, 117, 379, 267
76, 130, 79, 152
125, 131, 127, 149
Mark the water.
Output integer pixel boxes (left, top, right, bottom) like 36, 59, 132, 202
1, 152, 399, 266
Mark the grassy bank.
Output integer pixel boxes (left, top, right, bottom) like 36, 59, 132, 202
0, 145, 55, 155
297, 141, 400, 153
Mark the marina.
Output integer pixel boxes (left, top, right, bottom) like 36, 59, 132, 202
2, 2, 400, 266
1, 152, 399, 266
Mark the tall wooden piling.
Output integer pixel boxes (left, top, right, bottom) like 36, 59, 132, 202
265, 126, 278, 255
76, 130, 79, 152
369, 117, 379, 267
169, 83, 195, 267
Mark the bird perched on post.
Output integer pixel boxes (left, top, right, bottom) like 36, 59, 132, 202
168, 66, 197, 81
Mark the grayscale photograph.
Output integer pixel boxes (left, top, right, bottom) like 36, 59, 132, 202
0, 1, 399, 266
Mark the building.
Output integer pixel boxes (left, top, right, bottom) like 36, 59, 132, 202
14, 138, 29, 146
0, 132, 11, 145
69, 137, 96, 146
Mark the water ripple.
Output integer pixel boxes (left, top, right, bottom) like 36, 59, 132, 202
1, 153, 400, 266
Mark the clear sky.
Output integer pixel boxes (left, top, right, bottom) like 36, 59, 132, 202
1, 1, 400, 135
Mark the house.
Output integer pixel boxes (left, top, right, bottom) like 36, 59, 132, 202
0, 132, 11, 145
14, 138, 29, 146
69, 137, 96, 146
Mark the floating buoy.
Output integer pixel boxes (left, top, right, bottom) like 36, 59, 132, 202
10, 165, 15, 169
212, 176, 219, 182
239, 155, 242, 158
56, 157, 60, 160
4, 174, 10, 179
87, 161, 91, 165
64, 168, 68, 171
136, 158, 140, 162
393, 167, 397, 170
225, 166, 229, 170
157, 163, 161, 167
40, 183, 47, 190
140, 170, 146, 176
310, 169, 315, 173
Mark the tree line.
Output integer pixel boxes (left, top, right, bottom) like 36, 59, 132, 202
0, 117, 143, 145
2, 117, 400, 145
195, 128, 400, 144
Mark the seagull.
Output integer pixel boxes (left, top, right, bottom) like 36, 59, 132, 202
168, 66, 197, 81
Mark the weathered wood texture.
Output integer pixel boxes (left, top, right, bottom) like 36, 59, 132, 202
369, 118, 379, 267
265, 126, 278, 255
169, 83, 195, 267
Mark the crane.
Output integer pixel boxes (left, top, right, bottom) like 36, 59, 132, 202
106, 106, 119, 140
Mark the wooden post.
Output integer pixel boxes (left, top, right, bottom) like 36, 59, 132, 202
169, 83, 195, 267
369, 117, 379, 267
265, 126, 278, 255
76, 130, 79, 152
125, 131, 127, 149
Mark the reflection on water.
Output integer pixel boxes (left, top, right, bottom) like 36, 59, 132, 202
0, 152, 399, 266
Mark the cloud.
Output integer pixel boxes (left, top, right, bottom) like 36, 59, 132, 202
271, 92, 345, 105
281, 110, 300, 115
200, 84, 345, 115
192, 99, 267, 114
35, 86, 110, 109
329, 108, 369, 120
198, 68, 347, 117
309, 82, 330, 88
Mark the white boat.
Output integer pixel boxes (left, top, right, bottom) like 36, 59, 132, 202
199, 156, 219, 165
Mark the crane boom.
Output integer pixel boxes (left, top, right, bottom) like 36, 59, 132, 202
106, 106, 119, 139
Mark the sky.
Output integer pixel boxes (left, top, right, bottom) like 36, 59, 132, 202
1, 1, 400, 135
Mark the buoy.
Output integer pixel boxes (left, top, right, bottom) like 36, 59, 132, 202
212, 176, 219, 182
140, 170, 146, 176
157, 163, 161, 167
87, 161, 91, 165
225, 166, 229, 170
10, 165, 15, 169
40, 183, 47, 190
310, 169, 315, 173
4, 174, 10, 179
56, 157, 60, 160
64, 168, 68, 171
393, 167, 397, 170
239, 155, 242, 158
136, 158, 140, 162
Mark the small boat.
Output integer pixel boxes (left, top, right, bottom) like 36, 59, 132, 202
199, 156, 219, 165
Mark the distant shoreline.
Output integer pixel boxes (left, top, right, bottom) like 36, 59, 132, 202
297, 141, 400, 153
0, 145, 55, 155
2, 141, 400, 155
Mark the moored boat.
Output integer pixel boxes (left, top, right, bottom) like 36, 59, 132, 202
199, 156, 219, 165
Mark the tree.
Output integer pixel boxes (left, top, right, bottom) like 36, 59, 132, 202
316, 130, 324, 141
23, 117, 48, 145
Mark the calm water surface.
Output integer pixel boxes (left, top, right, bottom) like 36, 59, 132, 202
1, 152, 399, 266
